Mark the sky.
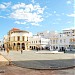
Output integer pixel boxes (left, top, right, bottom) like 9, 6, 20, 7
0, 0, 74, 39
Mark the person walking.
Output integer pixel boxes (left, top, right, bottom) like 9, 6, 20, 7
36, 47, 38, 51
3, 47, 5, 51
7, 48, 9, 54
63, 48, 66, 53
21, 49, 23, 54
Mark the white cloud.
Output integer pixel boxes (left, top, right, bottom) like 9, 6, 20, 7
54, 11, 56, 14
12, 3, 26, 9
11, 3, 45, 14
31, 23, 40, 26
15, 21, 26, 24
0, 2, 11, 9
55, 14, 60, 16
10, 3, 46, 26
0, 4, 6, 9
67, 21, 71, 24
62, 13, 65, 15
66, 0, 72, 4
67, 14, 75, 17
0, 15, 6, 18
3, 2, 11, 6
31, 0, 35, 3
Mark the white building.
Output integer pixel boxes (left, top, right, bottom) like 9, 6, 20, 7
37, 30, 50, 38
28, 35, 49, 50
63, 28, 75, 36
3, 27, 75, 51
37, 28, 75, 51
62, 28, 75, 50
49, 31, 59, 50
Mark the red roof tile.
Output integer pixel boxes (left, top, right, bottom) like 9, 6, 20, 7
11, 28, 20, 31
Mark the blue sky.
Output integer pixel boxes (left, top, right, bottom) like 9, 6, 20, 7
0, 0, 74, 39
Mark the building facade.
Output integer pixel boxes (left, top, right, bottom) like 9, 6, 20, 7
4, 28, 32, 50
28, 35, 49, 50
62, 28, 75, 50
3, 27, 75, 51
37, 28, 75, 51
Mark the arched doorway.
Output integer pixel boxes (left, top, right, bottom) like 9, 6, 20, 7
22, 43, 25, 50
17, 43, 20, 50
32, 46, 33, 50
13, 43, 16, 50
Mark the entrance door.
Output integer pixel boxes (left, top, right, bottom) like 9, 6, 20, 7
17, 43, 20, 50
22, 43, 25, 50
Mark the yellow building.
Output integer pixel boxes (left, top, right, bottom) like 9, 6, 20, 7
4, 28, 30, 50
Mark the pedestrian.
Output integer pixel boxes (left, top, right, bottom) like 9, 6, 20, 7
21, 49, 23, 54
4, 48, 5, 51
7, 48, 9, 54
63, 48, 66, 53
37, 47, 38, 51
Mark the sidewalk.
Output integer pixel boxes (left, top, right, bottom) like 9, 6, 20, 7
36, 50, 64, 54
0, 54, 9, 66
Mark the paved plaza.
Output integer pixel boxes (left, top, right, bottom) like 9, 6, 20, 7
0, 54, 9, 66
0, 65, 75, 75
0, 50, 75, 70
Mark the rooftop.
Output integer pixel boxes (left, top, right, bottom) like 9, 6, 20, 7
63, 27, 75, 31
10, 28, 20, 31
8, 28, 29, 34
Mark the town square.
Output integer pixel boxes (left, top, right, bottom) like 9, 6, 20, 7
0, 0, 74, 75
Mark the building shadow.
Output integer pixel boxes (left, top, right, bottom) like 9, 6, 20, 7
11, 59, 75, 69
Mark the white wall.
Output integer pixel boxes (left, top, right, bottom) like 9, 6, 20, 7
29, 35, 50, 49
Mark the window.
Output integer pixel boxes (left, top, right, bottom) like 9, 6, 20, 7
40, 33, 43, 34
50, 40, 52, 44
53, 40, 55, 44
36, 41, 37, 43
64, 39, 65, 43
17, 36, 20, 41
72, 30, 74, 33
22, 36, 24, 41
13, 43, 15, 46
8, 44, 10, 47
9, 37, 10, 41
70, 39, 72, 42
34, 41, 35, 43
56, 40, 58, 44
39, 40, 41, 43
60, 39, 62, 43
27, 37, 28, 41
32, 41, 33, 43
60, 35, 61, 37
14, 36, 15, 41
51, 46, 52, 49
30, 46, 31, 48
